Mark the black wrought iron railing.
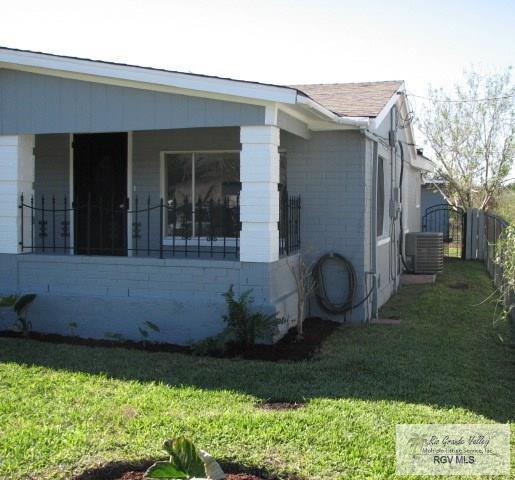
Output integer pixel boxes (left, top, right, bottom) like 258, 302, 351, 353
19, 192, 301, 259
279, 190, 301, 256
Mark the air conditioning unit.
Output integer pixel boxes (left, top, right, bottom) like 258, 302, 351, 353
405, 232, 443, 274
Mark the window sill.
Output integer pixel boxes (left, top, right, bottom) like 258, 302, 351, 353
163, 237, 238, 247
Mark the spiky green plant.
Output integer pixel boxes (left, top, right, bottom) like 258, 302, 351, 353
1, 294, 37, 337
144, 437, 224, 480
222, 286, 282, 347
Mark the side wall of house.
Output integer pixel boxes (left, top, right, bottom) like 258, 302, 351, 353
370, 105, 423, 309
421, 186, 447, 218
282, 130, 368, 322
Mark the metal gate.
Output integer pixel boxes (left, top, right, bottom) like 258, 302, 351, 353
422, 204, 466, 259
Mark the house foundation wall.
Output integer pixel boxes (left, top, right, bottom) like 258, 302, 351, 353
0, 253, 297, 344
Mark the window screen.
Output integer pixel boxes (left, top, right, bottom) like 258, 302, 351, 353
377, 156, 385, 237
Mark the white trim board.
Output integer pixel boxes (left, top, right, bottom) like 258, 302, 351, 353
0, 48, 297, 105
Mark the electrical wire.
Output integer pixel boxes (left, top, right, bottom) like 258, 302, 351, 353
406, 92, 515, 103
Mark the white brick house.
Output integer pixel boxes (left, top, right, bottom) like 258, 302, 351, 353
0, 47, 431, 343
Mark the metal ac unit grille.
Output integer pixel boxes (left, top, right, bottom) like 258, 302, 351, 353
405, 232, 443, 274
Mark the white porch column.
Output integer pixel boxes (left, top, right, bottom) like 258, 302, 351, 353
240, 125, 280, 263
0, 135, 35, 253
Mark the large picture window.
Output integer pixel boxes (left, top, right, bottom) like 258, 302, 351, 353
377, 156, 385, 237
164, 151, 240, 241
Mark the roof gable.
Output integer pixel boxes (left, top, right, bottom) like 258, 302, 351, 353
293, 81, 403, 118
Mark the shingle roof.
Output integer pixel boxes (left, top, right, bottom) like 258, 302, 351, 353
292, 81, 403, 118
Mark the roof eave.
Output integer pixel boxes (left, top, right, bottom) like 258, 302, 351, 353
0, 47, 299, 105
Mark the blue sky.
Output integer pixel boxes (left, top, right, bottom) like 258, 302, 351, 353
1, 0, 514, 166
2, 0, 514, 93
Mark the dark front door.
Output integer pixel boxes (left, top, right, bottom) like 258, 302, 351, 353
73, 133, 127, 255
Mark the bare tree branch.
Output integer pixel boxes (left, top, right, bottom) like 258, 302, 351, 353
419, 67, 515, 210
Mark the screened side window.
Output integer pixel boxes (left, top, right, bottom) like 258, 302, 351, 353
377, 156, 385, 237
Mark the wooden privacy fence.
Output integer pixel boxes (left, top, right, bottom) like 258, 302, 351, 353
466, 208, 514, 320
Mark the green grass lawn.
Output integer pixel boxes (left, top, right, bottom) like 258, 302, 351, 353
0, 262, 513, 479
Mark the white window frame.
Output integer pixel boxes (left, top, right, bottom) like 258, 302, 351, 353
376, 154, 389, 241
159, 149, 240, 246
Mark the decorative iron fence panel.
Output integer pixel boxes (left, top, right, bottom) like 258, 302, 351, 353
422, 204, 466, 259
279, 190, 301, 256
19, 192, 301, 259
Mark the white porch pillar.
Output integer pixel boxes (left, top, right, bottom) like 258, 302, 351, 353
0, 135, 35, 253
240, 125, 280, 263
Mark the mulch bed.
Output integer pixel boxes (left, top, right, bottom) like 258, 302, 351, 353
73, 460, 298, 480
0, 317, 339, 362
117, 473, 264, 480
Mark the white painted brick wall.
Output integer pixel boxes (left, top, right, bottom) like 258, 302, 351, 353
240, 125, 280, 263
282, 130, 368, 322
0, 135, 35, 253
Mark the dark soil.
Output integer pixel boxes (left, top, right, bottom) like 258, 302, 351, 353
73, 459, 299, 480
0, 330, 190, 354
449, 282, 469, 289
222, 317, 339, 361
0, 317, 339, 362
116, 474, 264, 480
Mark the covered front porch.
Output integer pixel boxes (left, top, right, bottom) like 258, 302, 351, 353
18, 128, 300, 261
0, 125, 304, 344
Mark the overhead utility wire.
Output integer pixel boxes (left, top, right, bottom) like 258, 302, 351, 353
406, 92, 515, 103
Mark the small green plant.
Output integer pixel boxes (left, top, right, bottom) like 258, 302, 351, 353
138, 320, 161, 341
144, 437, 224, 479
0, 295, 17, 307
0, 294, 37, 337
222, 286, 283, 347
68, 321, 78, 336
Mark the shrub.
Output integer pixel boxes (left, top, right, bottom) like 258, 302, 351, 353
222, 286, 282, 347
192, 286, 284, 355
495, 224, 515, 319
